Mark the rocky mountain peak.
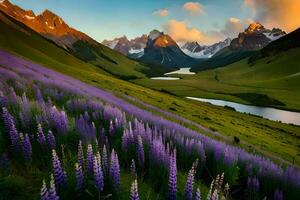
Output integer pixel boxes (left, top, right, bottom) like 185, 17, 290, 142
148, 29, 162, 40
246, 22, 265, 33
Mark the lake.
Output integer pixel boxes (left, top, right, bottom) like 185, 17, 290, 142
164, 68, 195, 75
187, 97, 300, 126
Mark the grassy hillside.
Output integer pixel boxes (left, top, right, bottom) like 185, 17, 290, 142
0, 10, 300, 168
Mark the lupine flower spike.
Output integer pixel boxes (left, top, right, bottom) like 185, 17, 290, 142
130, 179, 140, 200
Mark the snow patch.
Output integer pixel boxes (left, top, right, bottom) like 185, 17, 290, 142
263, 33, 283, 41
25, 15, 35, 20
149, 30, 161, 40
182, 49, 212, 59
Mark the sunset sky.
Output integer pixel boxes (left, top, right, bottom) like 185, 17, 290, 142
10, 0, 300, 45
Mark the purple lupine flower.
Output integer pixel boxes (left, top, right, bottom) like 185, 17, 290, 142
130, 179, 139, 200
93, 152, 104, 192
195, 188, 201, 200
86, 144, 94, 175
110, 149, 120, 192
109, 120, 114, 135
102, 145, 108, 177
49, 174, 59, 200
168, 151, 177, 200
40, 180, 50, 200
136, 136, 145, 167
47, 130, 56, 150
2, 107, 20, 152
75, 163, 84, 191
34, 85, 44, 104
22, 133, 32, 161
247, 177, 260, 200
77, 140, 84, 167
130, 159, 137, 177
52, 149, 66, 188
185, 167, 195, 200
0, 153, 9, 172
274, 189, 283, 200
37, 124, 46, 146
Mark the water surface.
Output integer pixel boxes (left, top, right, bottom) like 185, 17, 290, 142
187, 97, 300, 126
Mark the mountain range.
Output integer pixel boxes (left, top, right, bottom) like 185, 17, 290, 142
0, 0, 156, 79
0, 0, 289, 72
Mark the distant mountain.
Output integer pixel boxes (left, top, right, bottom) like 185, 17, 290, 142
0, 0, 93, 49
102, 34, 148, 57
139, 30, 196, 67
249, 27, 300, 63
230, 22, 286, 51
0, 0, 152, 79
181, 38, 231, 58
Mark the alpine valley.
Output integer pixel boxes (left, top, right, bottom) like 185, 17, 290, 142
0, 1, 299, 200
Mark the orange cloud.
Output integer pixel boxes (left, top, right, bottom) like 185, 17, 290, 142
153, 9, 169, 17
183, 2, 204, 15
244, 0, 300, 32
163, 20, 222, 45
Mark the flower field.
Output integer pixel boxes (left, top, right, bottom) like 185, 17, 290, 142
0, 50, 299, 199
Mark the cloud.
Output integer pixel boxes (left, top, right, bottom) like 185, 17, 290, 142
221, 17, 245, 38
153, 9, 169, 17
163, 20, 222, 45
183, 2, 204, 15
243, 0, 300, 32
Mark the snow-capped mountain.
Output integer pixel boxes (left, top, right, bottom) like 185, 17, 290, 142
139, 30, 195, 67
230, 22, 286, 51
102, 34, 148, 57
181, 38, 232, 58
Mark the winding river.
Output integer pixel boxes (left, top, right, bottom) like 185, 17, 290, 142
187, 97, 300, 126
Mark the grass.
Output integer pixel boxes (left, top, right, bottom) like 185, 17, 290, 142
0, 10, 300, 168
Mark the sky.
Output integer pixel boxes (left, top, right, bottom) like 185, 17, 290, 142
10, 0, 300, 45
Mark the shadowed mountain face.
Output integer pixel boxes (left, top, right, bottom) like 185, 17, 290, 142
230, 22, 286, 51
138, 30, 196, 67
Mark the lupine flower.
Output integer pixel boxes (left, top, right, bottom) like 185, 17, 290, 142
136, 136, 145, 167
37, 124, 46, 146
130, 179, 139, 200
110, 149, 120, 192
274, 189, 283, 200
75, 163, 84, 191
102, 145, 108, 177
109, 120, 114, 135
168, 151, 177, 200
195, 188, 201, 200
86, 144, 94, 175
2, 107, 20, 152
49, 174, 59, 200
47, 130, 56, 150
185, 167, 195, 200
22, 133, 32, 161
40, 180, 50, 200
211, 189, 219, 200
77, 141, 84, 167
93, 152, 104, 192
52, 149, 66, 187
130, 159, 137, 177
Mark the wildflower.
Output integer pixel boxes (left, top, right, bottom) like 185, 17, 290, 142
130, 179, 140, 200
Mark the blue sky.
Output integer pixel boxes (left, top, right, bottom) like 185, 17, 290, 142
9, 0, 284, 44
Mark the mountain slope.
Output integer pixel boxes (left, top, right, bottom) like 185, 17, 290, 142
0, 0, 149, 79
192, 23, 286, 72
139, 30, 197, 68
